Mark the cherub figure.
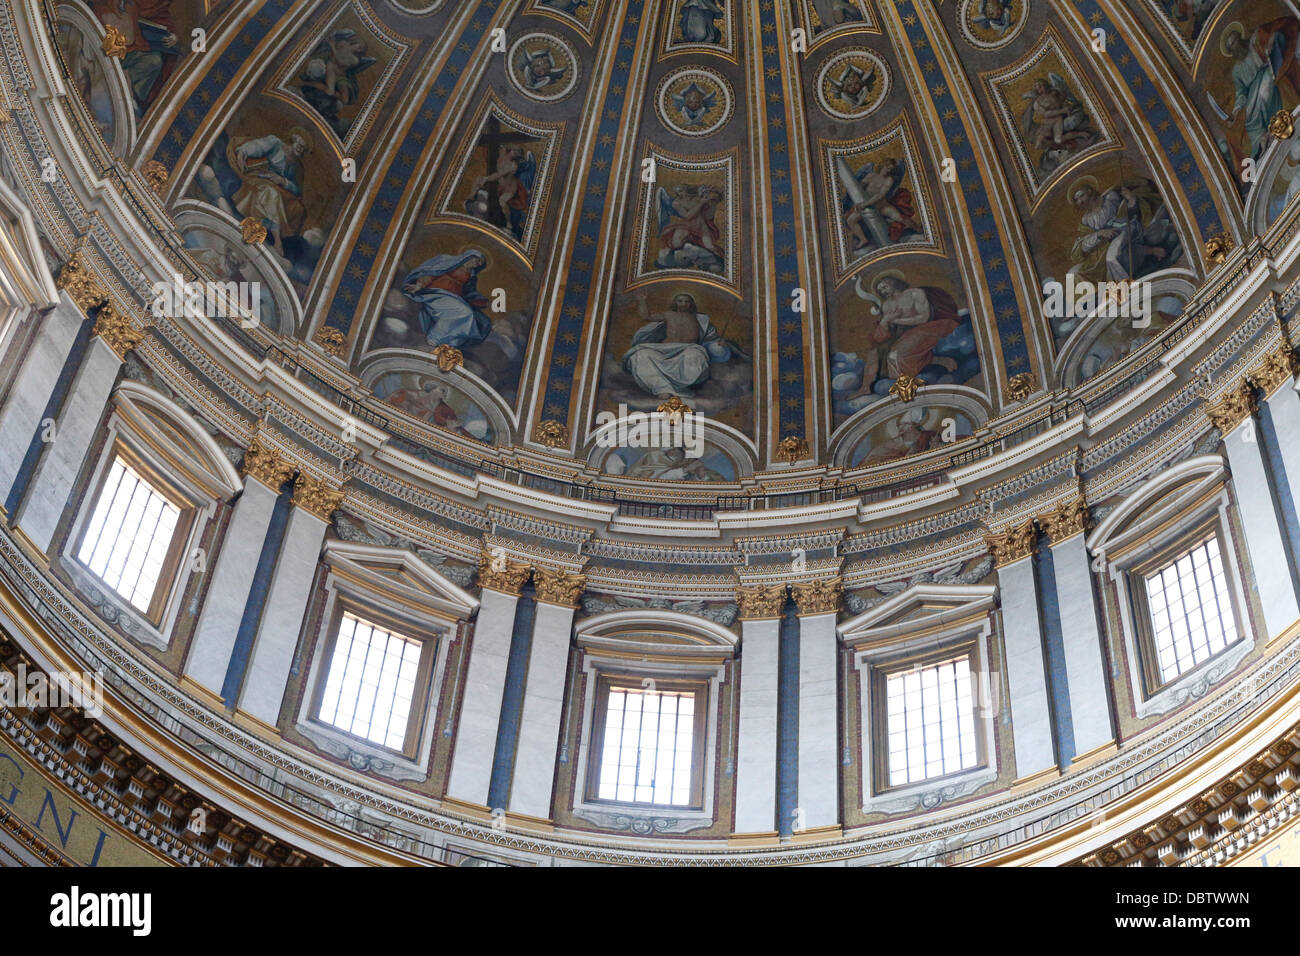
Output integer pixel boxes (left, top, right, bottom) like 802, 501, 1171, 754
829, 62, 876, 110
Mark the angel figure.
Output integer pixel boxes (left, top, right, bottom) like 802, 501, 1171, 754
972, 0, 1015, 34
811, 0, 865, 31
862, 408, 946, 465
468, 147, 536, 241
297, 28, 376, 139
655, 183, 726, 272
829, 62, 877, 110
518, 46, 566, 92
1020, 73, 1095, 176
671, 82, 717, 127
836, 155, 921, 253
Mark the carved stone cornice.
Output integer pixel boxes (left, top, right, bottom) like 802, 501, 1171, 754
534, 567, 586, 608
792, 577, 843, 617
985, 520, 1038, 567
55, 251, 108, 315
735, 583, 787, 621
91, 301, 142, 359
291, 474, 346, 521
1248, 344, 1299, 396
1038, 496, 1090, 544
241, 432, 296, 490
1203, 379, 1256, 434
477, 549, 532, 596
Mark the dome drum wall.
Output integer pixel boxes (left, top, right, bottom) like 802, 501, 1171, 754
0, 0, 1299, 868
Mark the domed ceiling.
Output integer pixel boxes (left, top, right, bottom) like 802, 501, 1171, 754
55, 0, 1295, 481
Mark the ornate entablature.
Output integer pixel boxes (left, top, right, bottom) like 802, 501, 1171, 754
5, 0, 1300, 871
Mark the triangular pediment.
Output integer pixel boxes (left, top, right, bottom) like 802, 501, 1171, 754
324, 540, 478, 620
838, 584, 996, 646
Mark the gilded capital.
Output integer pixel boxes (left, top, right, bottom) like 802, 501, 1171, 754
986, 520, 1038, 567
1038, 497, 1090, 544
241, 433, 295, 490
55, 251, 108, 315
1248, 344, 1299, 396
735, 583, 787, 621
792, 577, 843, 617
291, 474, 346, 521
534, 567, 586, 608
477, 549, 532, 596
92, 301, 143, 359
1203, 380, 1256, 434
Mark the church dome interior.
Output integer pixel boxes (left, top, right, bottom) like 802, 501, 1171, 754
0, 0, 1298, 875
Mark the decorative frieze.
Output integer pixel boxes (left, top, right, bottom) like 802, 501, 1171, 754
91, 301, 142, 359
1247, 344, 1299, 396
736, 583, 787, 620
1038, 497, 1090, 544
985, 520, 1037, 567
792, 577, 843, 616
1203, 380, 1256, 434
477, 548, 532, 595
55, 251, 108, 315
291, 474, 346, 521
534, 567, 586, 608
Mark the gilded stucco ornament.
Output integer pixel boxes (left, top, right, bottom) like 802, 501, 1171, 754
735, 583, 787, 620
1203, 380, 1256, 434
55, 251, 108, 314
1006, 372, 1037, 402
1247, 344, 1299, 396
1270, 109, 1296, 141
432, 344, 463, 372
656, 395, 692, 421
888, 374, 922, 403
241, 432, 295, 490
792, 577, 843, 616
91, 301, 143, 359
534, 567, 586, 607
313, 326, 346, 357
292, 474, 346, 521
240, 217, 268, 245
141, 160, 168, 196
536, 419, 569, 448
986, 520, 1037, 567
1204, 233, 1235, 266
776, 435, 810, 464
1038, 497, 1090, 543
101, 24, 127, 58
477, 549, 532, 595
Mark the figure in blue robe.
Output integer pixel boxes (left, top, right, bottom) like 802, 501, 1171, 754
401, 250, 493, 349
679, 0, 724, 44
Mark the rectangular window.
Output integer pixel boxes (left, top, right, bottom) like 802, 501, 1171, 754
1143, 535, 1240, 684
884, 654, 978, 787
317, 612, 424, 751
589, 679, 705, 808
77, 454, 182, 614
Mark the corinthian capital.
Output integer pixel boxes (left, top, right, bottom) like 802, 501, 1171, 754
241, 432, 295, 490
735, 583, 787, 621
291, 474, 346, 521
792, 577, 843, 617
1038, 497, 1090, 544
1248, 344, 1299, 397
92, 301, 143, 359
1203, 380, 1256, 434
55, 251, 108, 315
986, 520, 1037, 567
478, 548, 532, 596
534, 567, 586, 608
